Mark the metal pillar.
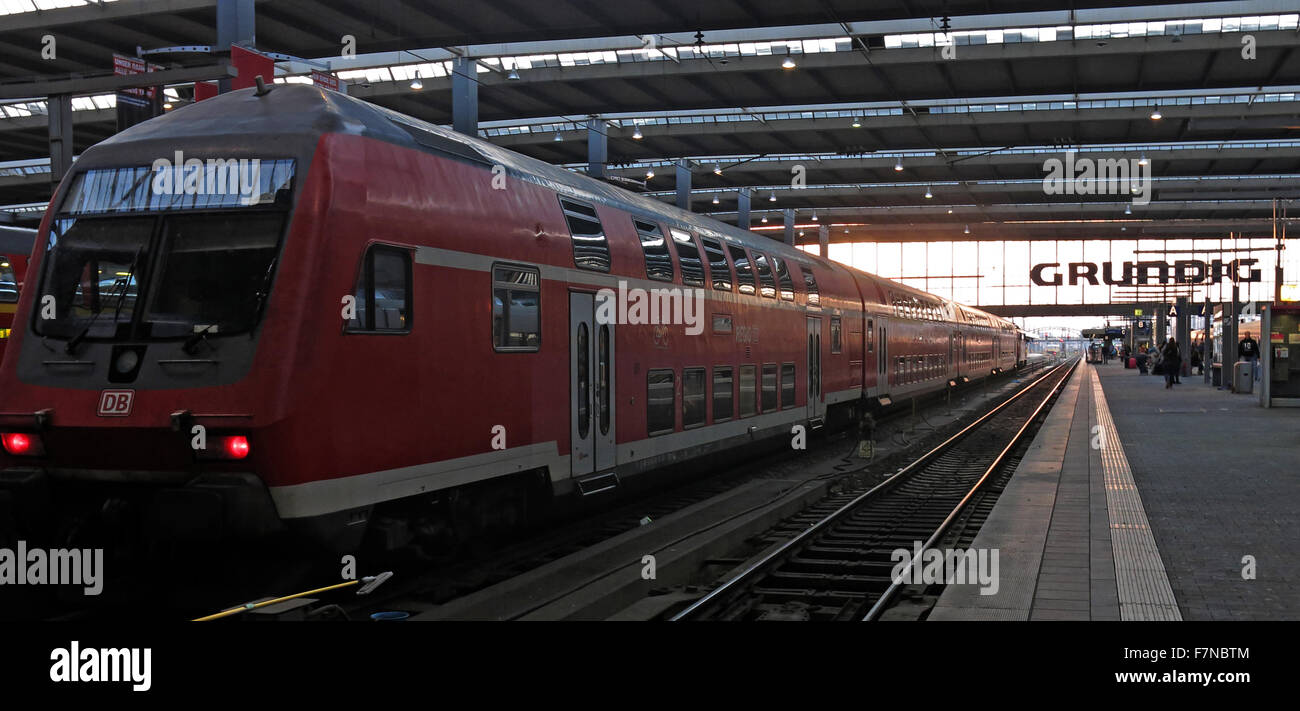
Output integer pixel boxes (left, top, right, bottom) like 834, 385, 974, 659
736, 188, 751, 230
1223, 289, 1239, 390
452, 56, 479, 136
782, 208, 795, 246
1203, 297, 1212, 383
586, 117, 607, 180
675, 160, 691, 211
1155, 303, 1167, 346
818, 224, 829, 258
1176, 296, 1190, 376
48, 93, 73, 186
216, 0, 255, 93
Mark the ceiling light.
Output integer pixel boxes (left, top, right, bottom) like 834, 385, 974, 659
894, 159, 903, 172
712, 194, 720, 205
410, 72, 422, 90
632, 125, 643, 140
964, 224, 970, 234
507, 67, 521, 81
645, 168, 654, 179
782, 55, 796, 70
851, 116, 862, 128
811, 211, 818, 221
947, 208, 953, 214
163, 101, 173, 110
1125, 204, 1132, 215
761, 215, 768, 223
553, 131, 563, 142
1138, 154, 1150, 166
713, 163, 722, 176
844, 227, 849, 233
1150, 106, 1162, 120
924, 187, 933, 199
799, 231, 805, 237
769, 192, 777, 202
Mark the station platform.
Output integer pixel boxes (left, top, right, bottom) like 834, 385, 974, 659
931, 360, 1300, 621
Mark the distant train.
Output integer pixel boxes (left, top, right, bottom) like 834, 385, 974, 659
0, 86, 1025, 554
0, 225, 35, 357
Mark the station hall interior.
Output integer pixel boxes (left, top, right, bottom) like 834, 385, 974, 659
0, 0, 1297, 628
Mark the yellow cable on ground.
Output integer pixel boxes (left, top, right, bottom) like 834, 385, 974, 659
193, 580, 360, 622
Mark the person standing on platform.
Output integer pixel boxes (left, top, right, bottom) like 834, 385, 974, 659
1162, 339, 1181, 389
1239, 332, 1261, 382
1191, 347, 1202, 375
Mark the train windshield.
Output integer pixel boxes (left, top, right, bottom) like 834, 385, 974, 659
35, 159, 294, 342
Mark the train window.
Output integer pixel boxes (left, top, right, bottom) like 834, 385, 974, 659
780, 363, 795, 409
772, 256, 795, 301
830, 317, 842, 354
346, 244, 412, 333
738, 365, 757, 417
683, 367, 706, 429
761, 363, 778, 412
491, 264, 541, 351
729, 245, 756, 295
700, 237, 731, 291
867, 319, 874, 353
560, 198, 610, 272
634, 219, 674, 282
754, 253, 777, 298
801, 265, 820, 307
598, 325, 611, 435
577, 324, 590, 439
713, 367, 734, 422
0, 257, 16, 303
646, 369, 676, 436
671, 229, 706, 288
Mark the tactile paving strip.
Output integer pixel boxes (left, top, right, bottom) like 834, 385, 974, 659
1091, 370, 1183, 621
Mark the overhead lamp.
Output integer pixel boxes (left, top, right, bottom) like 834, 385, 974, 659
947, 208, 953, 214
782, 55, 797, 70
1149, 105, 1162, 120
894, 159, 903, 172
163, 101, 173, 110
761, 215, 769, 223
632, 125, 643, 140
1138, 154, 1150, 166
851, 116, 862, 128
713, 163, 722, 176
799, 231, 805, 237
410, 72, 423, 90
964, 224, 970, 234
507, 66, 521, 81
712, 194, 720, 205
924, 186, 933, 199
553, 131, 563, 142
645, 168, 655, 179
1125, 204, 1132, 215
769, 192, 777, 202
811, 211, 818, 221
844, 227, 849, 233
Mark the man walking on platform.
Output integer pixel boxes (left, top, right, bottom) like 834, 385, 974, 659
1162, 339, 1182, 389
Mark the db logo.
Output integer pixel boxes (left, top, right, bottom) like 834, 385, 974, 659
97, 390, 134, 417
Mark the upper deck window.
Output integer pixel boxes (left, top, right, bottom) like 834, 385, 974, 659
754, 252, 777, 298
560, 198, 610, 272
671, 229, 705, 288
634, 219, 674, 282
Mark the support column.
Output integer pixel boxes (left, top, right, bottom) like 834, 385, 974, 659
736, 188, 751, 230
48, 93, 73, 186
1224, 287, 1239, 390
452, 56, 479, 136
782, 208, 795, 247
818, 224, 829, 258
1203, 297, 1213, 383
586, 117, 607, 180
1176, 296, 1190, 376
216, 0, 255, 93
675, 160, 691, 211
1155, 303, 1167, 347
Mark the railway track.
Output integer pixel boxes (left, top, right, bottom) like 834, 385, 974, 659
669, 357, 1079, 622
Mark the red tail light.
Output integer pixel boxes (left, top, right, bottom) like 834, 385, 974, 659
224, 435, 250, 460
1, 432, 45, 456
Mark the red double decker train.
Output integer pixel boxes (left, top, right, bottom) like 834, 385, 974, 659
0, 86, 1024, 554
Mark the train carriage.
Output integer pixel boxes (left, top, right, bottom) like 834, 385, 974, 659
0, 85, 1024, 553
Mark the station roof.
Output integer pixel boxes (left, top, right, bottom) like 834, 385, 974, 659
1, 0, 1297, 244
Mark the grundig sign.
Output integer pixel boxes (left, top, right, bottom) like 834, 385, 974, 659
1029, 259, 1263, 287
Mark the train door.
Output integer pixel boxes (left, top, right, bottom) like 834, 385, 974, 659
877, 318, 889, 391
569, 293, 616, 478
806, 317, 824, 420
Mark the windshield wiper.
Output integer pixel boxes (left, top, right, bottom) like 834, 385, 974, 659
182, 324, 217, 355
65, 246, 142, 354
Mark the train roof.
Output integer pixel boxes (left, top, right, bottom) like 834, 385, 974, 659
85, 84, 1015, 329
